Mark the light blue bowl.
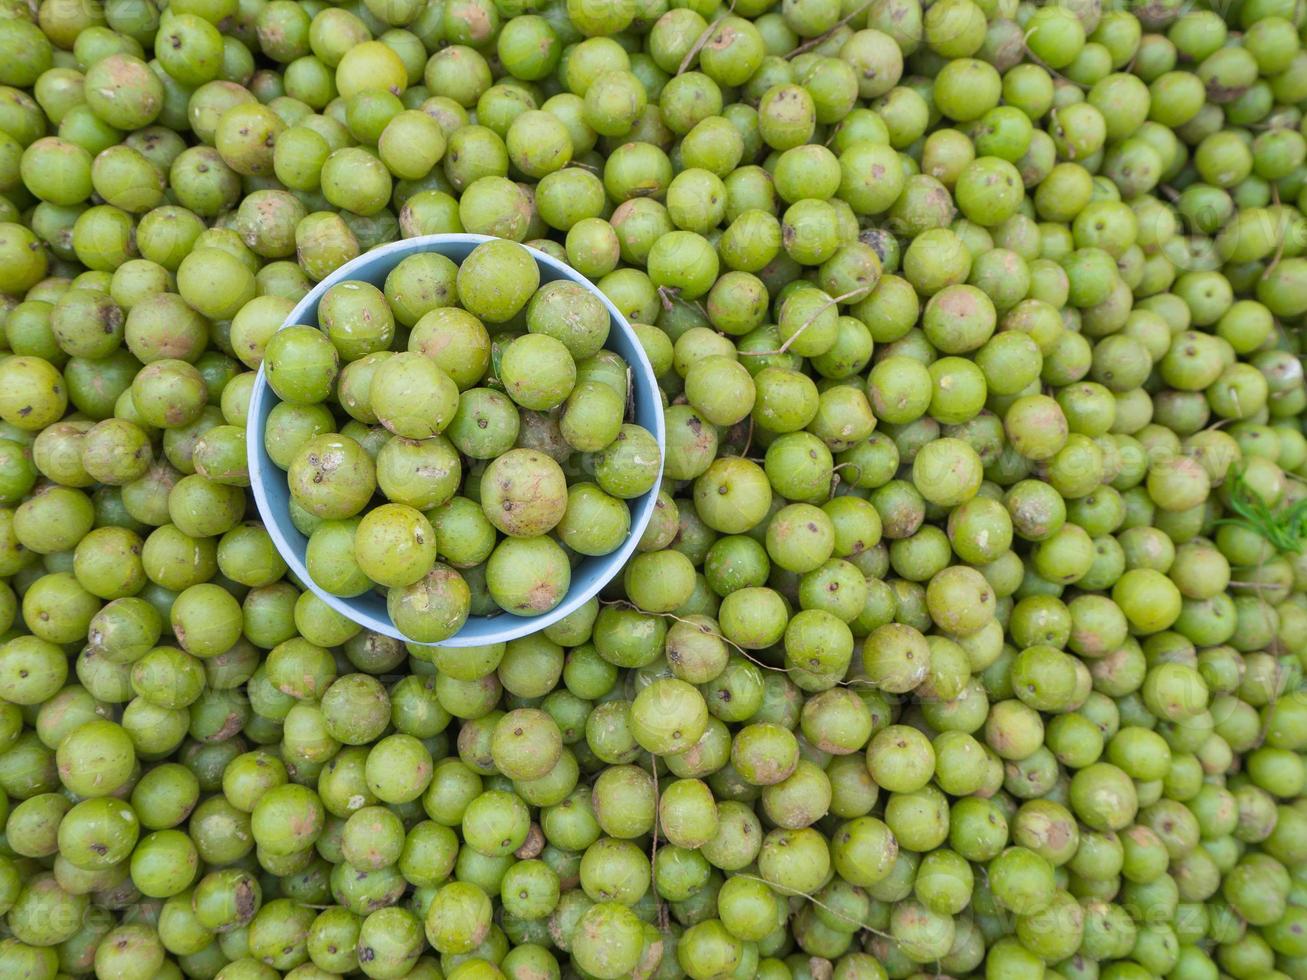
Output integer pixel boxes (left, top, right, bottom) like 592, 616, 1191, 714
248, 234, 665, 647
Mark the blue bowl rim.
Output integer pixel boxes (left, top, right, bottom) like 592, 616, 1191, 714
247, 232, 665, 648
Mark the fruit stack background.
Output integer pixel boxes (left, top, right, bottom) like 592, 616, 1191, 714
0, 0, 1300, 978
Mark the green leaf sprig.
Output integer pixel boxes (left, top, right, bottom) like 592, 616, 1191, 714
1215, 468, 1307, 554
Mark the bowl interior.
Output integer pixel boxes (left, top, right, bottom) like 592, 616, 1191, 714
248, 234, 664, 647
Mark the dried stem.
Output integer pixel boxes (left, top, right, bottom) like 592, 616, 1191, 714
740, 289, 865, 357
1263, 183, 1287, 280
1020, 44, 1091, 91
829, 460, 862, 499
677, 0, 737, 75
786, 2, 872, 60
647, 749, 667, 931
674, 292, 711, 321
730, 873, 895, 940
600, 599, 793, 675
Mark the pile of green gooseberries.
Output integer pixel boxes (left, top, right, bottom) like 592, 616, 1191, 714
0, 0, 1305, 976
262, 236, 659, 642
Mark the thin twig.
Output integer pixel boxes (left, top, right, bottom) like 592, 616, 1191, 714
731, 873, 894, 940
1019, 34, 1091, 91
786, 2, 872, 59
1263, 184, 1287, 280
601, 599, 793, 675
648, 749, 665, 930
678, 1, 737, 75
829, 461, 861, 499
740, 289, 864, 357
597, 602, 883, 694
673, 292, 711, 321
